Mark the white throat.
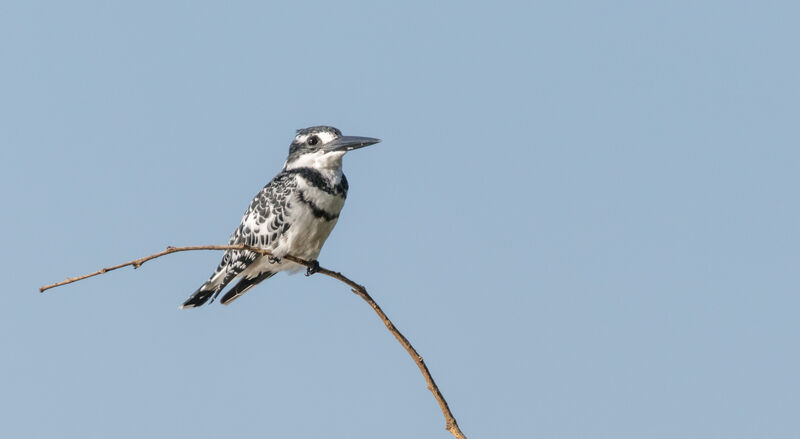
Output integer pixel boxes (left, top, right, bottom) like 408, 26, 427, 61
284, 150, 346, 171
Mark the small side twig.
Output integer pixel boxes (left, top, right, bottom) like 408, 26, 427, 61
39, 245, 467, 439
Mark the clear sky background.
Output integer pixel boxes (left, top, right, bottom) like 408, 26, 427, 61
2, 1, 798, 438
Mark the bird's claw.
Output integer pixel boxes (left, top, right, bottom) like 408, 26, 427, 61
268, 256, 282, 264
305, 260, 320, 277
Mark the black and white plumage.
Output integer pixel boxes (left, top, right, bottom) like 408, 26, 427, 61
180, 126, 380, 309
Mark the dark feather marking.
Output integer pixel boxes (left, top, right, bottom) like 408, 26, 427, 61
286, 167, 348, 197
297, 190, 340, 221
220, 270, 276, 305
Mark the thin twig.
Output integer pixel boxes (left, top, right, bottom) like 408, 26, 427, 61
39, 245, 467, 439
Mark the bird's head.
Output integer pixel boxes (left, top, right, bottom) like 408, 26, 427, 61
284, 126, 381, 170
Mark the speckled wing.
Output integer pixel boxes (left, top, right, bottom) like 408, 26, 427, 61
179, 173, 296, 308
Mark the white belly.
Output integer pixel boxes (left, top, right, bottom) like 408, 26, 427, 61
241, 211, 339, 277
287, 211, 339, 258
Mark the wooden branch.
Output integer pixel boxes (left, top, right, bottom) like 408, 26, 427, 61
39, 245, 467, 439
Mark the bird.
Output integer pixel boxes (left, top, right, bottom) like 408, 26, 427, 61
180, 126, 381, 309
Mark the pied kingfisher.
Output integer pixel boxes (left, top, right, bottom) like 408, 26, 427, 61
180, 126, 381, 309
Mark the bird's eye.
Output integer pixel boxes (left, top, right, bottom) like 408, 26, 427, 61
307, 136, 319, 146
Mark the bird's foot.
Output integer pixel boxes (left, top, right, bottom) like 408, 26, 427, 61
268, 255, 282, 264
305, 260, 320, 277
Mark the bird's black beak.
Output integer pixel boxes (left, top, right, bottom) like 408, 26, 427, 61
325, 135, 381, 152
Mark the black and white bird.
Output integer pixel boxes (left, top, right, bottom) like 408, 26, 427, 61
180, 126, 380, 309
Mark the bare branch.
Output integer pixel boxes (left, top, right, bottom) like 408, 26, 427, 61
39, 245, 467, 439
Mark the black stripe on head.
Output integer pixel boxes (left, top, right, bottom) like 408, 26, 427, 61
287, 126, 343, 163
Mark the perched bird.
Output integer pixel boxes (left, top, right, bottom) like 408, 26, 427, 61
180, 126, 380, 309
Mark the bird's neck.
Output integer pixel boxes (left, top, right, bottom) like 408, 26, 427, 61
284, 150, 345, 173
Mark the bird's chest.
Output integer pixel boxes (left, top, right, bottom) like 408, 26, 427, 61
283, 174, 347, 258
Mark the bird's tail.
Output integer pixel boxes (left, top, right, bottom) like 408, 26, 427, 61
219, 270, 275, 306
179, 272, 232, 309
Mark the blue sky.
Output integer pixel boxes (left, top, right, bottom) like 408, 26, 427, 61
2, 1, 798, 438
